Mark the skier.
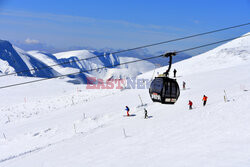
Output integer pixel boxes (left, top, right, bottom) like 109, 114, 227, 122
183, 81, 186, 90
188, 100, 193, 110
125, 106, 130, 116
144, 108, 148, 119
173, 69, 177, 78
202, 95, 208, 106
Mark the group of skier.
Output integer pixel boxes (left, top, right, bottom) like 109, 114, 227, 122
124, 69, 208, 117
125, 106, 149, 119
175, 69, 208, 110
188, 95, 208, 110
125, 95, 208, 118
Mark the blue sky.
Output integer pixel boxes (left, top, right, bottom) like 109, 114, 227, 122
0, 0, 249, 54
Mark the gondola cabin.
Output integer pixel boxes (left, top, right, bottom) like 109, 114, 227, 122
149, 76, 180, 104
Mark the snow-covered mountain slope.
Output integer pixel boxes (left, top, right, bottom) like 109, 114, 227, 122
99, 48, 193, 66
103, 56, 155, 80
0, 59, 15, 75
0, 40, 31, 76
140, 33, 250, 80
27, 49, 155, 83
0, 33, 250, 167
53, 50, 154, 81
0, 40, 59, 78
54, 50, 121, 80
173, 32, 250, 75
0, 40, 155, 84
27, 51, 80, 78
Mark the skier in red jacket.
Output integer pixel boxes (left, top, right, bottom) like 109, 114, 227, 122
188, 100, 193, 110
202, 95, 208, 106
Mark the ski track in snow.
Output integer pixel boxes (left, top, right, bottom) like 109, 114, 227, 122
0, 123, 106, 164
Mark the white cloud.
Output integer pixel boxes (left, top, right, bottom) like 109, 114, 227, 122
25, 38, 40, 44
193, 20, 200, 24
1, 10, 184, 32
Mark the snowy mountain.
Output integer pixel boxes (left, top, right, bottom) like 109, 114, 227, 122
0, 40, 155, 84
108, 48, 192, 66
171, 32, 250, 75
0, 33, 250, 167
52, 49, 154, 82
0, 40, 58, 78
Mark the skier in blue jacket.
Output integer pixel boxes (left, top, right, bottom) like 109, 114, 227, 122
125, 106, 130, 116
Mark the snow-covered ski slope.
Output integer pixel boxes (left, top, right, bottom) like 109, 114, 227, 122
0, 33, 250, 167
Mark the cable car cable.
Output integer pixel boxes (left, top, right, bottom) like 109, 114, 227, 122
0, 22, 249, 78
0, 33, 249, 90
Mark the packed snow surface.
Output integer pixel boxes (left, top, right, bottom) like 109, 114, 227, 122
0, 34, 250, 167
